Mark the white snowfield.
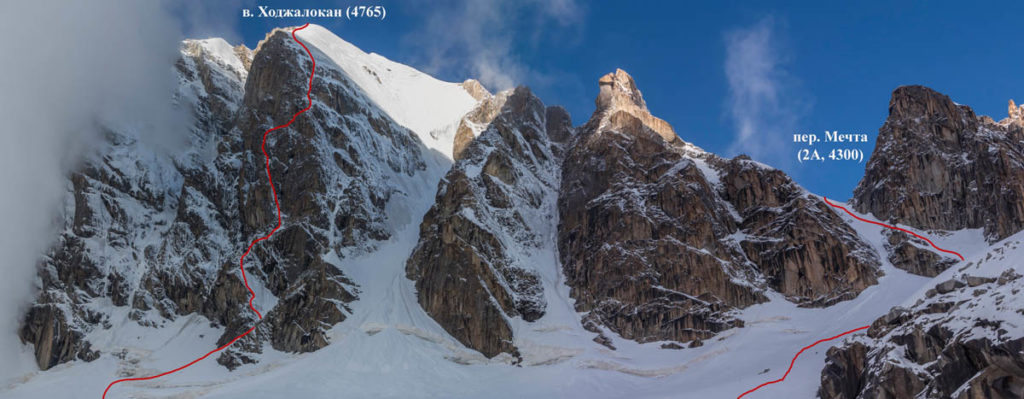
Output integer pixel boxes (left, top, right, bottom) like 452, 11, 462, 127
0, 25, 1010, 399
297, 24, 477, 159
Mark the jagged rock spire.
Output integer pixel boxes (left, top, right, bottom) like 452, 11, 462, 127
1009, 99, 1023, 120
596, 68, 647, 111
590, 68, 677, 142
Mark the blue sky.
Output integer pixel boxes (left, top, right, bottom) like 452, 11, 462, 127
178, 1, 1024, 200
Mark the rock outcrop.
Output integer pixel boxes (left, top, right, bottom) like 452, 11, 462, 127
407, 87, 568, 359
1009, 99, 1024, 121
853, 85, 1024, 244
881, 230, 958, 277
820, 240, 1024, 398
459, 79, 491, 102
452, 88, 506, 160
594, 69, 677, 143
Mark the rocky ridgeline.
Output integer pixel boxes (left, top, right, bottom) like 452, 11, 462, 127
405, 68, 883, 358
558, 69, 879, 347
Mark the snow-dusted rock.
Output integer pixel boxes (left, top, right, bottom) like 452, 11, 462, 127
820, 235, 1024, 399
406, 86, 567, 359
18, 24, 478, 371
853, 85, 1024, 245
557, 69, 881, 347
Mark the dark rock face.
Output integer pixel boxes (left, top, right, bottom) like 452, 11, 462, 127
853, 85, 1024, 243
406, 87, 565, 359
18, 293, 100, 370
556, 69, 880, 345
820, 86, 1024, 398
718, 158, 881, 306
820, 260, 1024, 399
882, 230, 959, 277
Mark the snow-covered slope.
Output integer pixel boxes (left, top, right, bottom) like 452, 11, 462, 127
295, 25, 477, 158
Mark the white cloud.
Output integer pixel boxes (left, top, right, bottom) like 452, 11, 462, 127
174, 0, 245, 44
405, 0, 583, 92
724, 17, 808, 167
0, 0, 186, 375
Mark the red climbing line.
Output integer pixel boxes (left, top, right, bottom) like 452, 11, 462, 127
102, 23, 316, 399
737, 325, 870, 398
740, 196, 966, 397
822, 196, 965, 261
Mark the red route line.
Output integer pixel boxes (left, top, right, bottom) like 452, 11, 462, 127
102, 23, 316, 399
737, 325, 870, 398
740, 196, 967, 397
822, 196, 965, 261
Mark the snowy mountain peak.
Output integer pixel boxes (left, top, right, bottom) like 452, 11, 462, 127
10, 21, 1024, 399
290, 24, 478, 159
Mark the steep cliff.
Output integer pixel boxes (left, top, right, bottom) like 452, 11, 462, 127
406, 87, 569, 359
18, 37, 253, 370
853, 86, 1024, 245
818, 85, 1024, 399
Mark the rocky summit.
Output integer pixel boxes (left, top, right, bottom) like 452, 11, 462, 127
854, 86, 1024, 244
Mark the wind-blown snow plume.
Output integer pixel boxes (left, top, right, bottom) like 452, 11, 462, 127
724, 17, 807, 167
0, 0, 185, 376
406, 0, 583, 91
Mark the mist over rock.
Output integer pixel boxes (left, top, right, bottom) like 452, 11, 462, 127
17, 25, 473, 371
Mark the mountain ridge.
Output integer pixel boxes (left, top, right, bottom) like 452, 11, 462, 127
7, 24, 1024, 399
